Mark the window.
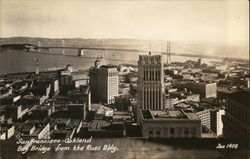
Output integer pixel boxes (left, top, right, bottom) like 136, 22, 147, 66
163, 128, 168, 136
148, 128, 153, 137
184, 127, 189, 136
170, 128, 175, 136
151, 70, 154, 81
156, 127, 161, 137
177, 127, 182, 136
156, 71, 158, 80
191, 127, 196, 136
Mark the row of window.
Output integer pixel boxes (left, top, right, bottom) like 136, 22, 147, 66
140, 60, 162, 65
227, 101, 249, 124
143, 70, 161, 81
147, 127, 198, 137
142, 90, 162, 109
226, 114, 250, 134
108, 72, 118, 77
108, 98, 115, 104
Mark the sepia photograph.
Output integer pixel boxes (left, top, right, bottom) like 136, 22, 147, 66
0, 0, 249, 159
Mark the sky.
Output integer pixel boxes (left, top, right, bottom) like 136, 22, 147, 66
0, 0, 249, 44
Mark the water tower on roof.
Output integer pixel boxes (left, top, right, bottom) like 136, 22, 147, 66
95, 57, 101, 69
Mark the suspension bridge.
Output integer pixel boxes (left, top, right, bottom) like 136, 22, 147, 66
32, 40, 238, 61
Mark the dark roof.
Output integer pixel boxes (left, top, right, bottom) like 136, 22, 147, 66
141, 110, 153, 119
227, 90, 250, 108
100, 65, 117, 68
21, 123, 35, 131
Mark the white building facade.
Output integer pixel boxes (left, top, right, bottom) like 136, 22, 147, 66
98, 65, 119, 104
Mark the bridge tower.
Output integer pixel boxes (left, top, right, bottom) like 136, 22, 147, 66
101, 39, 105, 58
61, 40, 65, 55
34, 58, 40, 74
38, 40, 41, 53
78, 48, 85, 56
167, 41, 171, 63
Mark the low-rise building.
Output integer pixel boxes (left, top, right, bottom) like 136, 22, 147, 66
177, 82, 217, 99
114, 95, 131, 111
189, 82, 217, 98
19, 94, 47, 106
0, 112, 4, 123
5, 105, 23, 121
68, 85, 91, 109
194, 108, 211, 129
210, 108, 225, 136
20, 121, 50, 139
68, 103, 87, 120
31, 105, 55, 119
138, 109, 201, 138
0, 124, 15, 140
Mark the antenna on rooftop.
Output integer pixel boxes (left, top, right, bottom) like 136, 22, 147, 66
149, 40, 151, 55
38, 40, 41, 53
61, 39, 65, 55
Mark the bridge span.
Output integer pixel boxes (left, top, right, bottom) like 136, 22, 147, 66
37, 46, 232, 60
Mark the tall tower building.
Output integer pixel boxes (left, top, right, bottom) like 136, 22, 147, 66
210, 108, 225, 136
98, 65, 119, 104
89, 58, 119, 104
222, 90, 250, 148
137, 55, 165, 111
89, 59, 100, 103
198, 58, 202, 67
166, 41, 171, 64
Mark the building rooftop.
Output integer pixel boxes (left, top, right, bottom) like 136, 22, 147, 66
190, 107, 211, 113
21, 123, 35, 131
66, 119, 81, 129
22, 94, 41, 99
68, 103, 85, 107
0, 123, 14, 130
100, 64, 117, 69
151, 110, 185, 119
192, 81, 217, 86
140, 109, 199, 120
71, 71, 88, 80
139, 54, 162, 58
91, 103, 113, 112
67, 90, 85, 96
32, 105, 53, 111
